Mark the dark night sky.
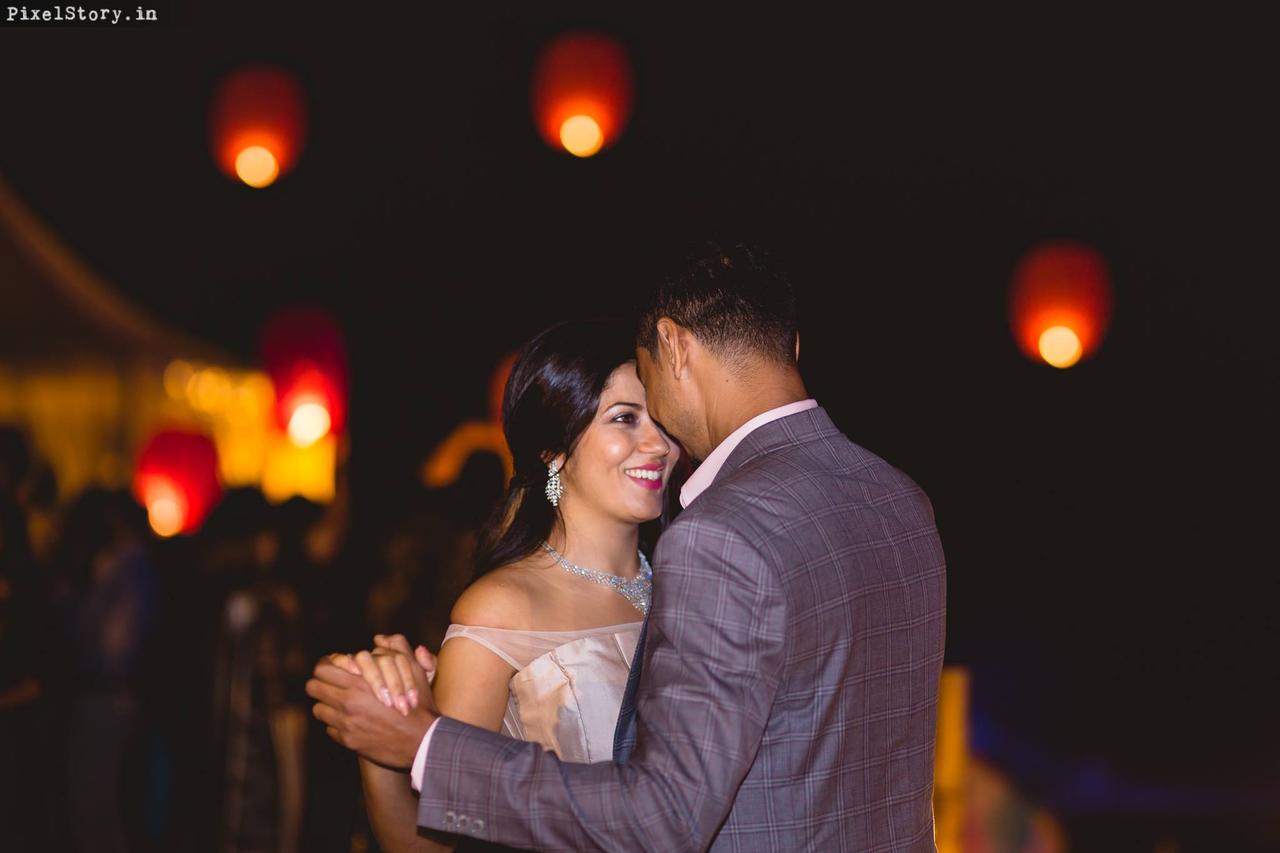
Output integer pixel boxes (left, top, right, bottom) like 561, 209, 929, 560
3, 6, 1277, 802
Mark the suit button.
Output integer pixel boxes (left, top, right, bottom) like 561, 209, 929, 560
457, 815, 471, 831
473, 818, 485, 833
443, 810, 456, 828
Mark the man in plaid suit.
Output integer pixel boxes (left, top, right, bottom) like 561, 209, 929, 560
312, 244, 946, 851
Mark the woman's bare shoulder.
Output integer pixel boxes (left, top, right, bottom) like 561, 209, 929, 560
449, 553, 551, 630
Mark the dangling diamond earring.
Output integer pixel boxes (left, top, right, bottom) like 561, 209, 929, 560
545, 461, 564, 507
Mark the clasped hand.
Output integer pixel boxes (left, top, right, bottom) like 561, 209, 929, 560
306, 633, 440, 769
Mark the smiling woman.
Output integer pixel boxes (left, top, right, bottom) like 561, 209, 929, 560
473, 318, 680, 579
344, 319, 682, 853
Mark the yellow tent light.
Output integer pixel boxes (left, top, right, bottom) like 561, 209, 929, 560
422, 421, 512, 489
262, 430, 336, 503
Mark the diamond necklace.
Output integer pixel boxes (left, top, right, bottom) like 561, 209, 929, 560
541, 542, 652, 616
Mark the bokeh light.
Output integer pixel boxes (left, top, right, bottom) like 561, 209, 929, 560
209, 66, 307, 187
163, 359, 194, 400
1010, 241, 1113, 369
1038, 325, 1083, 369
142, 477, 187, 538
234, 145, 280, 188
133, 429, 222, 536
531, 32, 633, 157
559, 115, 604, 157
259, 308, 349, 442
287, 400, 331, 447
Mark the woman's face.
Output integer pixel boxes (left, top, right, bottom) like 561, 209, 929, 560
559, 362, 679, 524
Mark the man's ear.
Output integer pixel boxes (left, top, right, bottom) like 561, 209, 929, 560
794, 331, 801, 363
655, 318, 686, 378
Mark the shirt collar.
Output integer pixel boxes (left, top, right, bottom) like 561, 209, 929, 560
679, 399, 818, 508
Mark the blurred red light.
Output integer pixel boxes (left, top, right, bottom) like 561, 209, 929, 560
133, 429, 222, 536
209, 66, 308, 187
531, 33, 634, 157
1010, 241, 1114, 368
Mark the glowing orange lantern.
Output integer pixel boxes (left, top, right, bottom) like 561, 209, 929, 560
488, 351, 517, 421
133, 430, 222, 537
260, 308, 349, 448
423, 352, 516, 489
209, 66, 308, 188
1009, 241, 1114, 369
531, 33, 634, 157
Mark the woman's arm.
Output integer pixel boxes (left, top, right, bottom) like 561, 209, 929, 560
354, 634, 516, 853
358, 759, 447, 853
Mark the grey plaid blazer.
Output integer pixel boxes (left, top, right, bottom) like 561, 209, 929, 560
418, 406, 946, 851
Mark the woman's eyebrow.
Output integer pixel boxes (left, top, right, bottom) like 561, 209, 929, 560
603, 401, 643, 411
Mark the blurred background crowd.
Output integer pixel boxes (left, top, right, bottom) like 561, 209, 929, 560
0, 421, 511, 852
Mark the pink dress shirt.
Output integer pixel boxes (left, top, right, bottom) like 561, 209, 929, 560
411, 398, 819, 792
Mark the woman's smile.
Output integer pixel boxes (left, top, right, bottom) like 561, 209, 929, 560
623, 463, 665, 490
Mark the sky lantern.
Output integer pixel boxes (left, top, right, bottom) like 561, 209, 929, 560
259, 308, 349, 449
133, 429, 222, 537
209, 65, 308, 188
531, 32, 634, 158
1009, 241, 1114, 369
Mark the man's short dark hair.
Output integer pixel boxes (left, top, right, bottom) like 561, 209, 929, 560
637, 243, 798, 366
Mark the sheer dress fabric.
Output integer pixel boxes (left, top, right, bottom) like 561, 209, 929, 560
441, 622, 641, 764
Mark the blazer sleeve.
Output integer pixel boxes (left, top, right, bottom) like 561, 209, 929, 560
415, 515, 789, 852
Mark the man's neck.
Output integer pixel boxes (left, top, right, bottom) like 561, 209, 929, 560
703, 369, 809, 455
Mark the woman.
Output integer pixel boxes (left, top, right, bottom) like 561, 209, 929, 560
339, 319, 680, 852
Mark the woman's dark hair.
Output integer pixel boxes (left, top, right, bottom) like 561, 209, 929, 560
474, 319, 671, 576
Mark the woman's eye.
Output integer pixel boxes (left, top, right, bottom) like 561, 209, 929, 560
612, 413, 636, 424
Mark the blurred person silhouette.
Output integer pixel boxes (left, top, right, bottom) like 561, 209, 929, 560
274, 495, 327, 653
55, 487, 159, 853
207, 488, 310, 853
368, 451, 506, 655
270, 496, 326, 852
0, 426, 59, 849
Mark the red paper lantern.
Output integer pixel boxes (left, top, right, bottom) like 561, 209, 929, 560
209, 66, 308, 188
1009, 241, 1114, 369
259, 308, 349, 447
133, 429, 222, 537
531, 33, 634, 158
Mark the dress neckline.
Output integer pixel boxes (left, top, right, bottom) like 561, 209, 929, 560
447, 620, 642, 636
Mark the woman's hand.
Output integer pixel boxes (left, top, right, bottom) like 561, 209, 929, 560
336, 634, 437, 716
376, 633, 437, 684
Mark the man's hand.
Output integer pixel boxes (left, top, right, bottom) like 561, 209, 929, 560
306, 654, 437, 769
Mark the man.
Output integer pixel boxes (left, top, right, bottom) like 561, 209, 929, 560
310, 244, 947, 851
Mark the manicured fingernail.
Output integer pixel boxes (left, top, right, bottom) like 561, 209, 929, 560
395, 696, 409, 715
407, 688, 419, 708
379, 688, 392, 708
